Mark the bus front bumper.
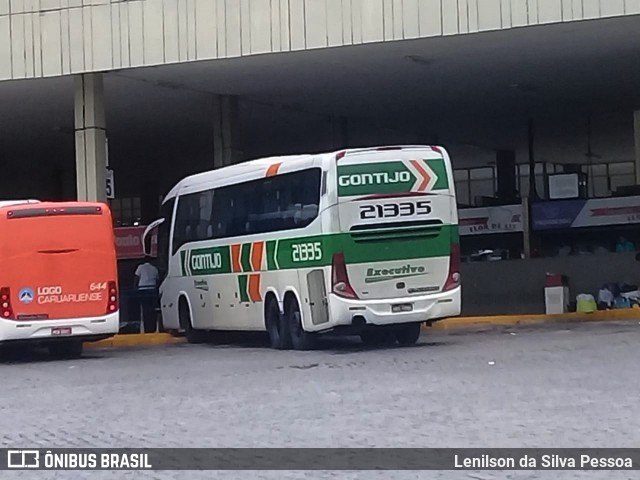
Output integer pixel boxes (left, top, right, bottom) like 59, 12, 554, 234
325, 287, 461, 329
0, 312, 119, 343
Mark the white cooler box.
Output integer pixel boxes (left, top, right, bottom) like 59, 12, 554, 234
544, 286, 569, 314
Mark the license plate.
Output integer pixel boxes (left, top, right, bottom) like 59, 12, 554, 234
51, 327, 72, 336
392, 303, 413, 313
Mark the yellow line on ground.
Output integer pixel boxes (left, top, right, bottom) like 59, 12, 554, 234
84, 309, 640, 349
427, 308, 640, 331
84, 333, 185, 349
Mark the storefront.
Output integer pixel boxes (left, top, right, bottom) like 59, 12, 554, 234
459, 204, 526, 261
460, 196, 640, 315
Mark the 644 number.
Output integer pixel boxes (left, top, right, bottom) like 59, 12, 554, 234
90, 282, 108, 291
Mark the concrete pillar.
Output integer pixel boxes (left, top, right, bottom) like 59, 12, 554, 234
635, 111, 640, 185
495, 150, 517, 201
213, 95, 241, 168
74, 73, 107, 202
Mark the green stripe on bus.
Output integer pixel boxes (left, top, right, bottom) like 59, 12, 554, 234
181, 225, 455, 276
180, 251, 187, 276
272, 225, 453, 269
451, 224, 460, 243
424, 158, 449, 191
337, 159, 450, 197
241, 243, 252, 272
338, 161, 413, 196
238, 275, 249, 302
340, 224, 452, 264
266, 241, 277, 271
180, 246, 232, 275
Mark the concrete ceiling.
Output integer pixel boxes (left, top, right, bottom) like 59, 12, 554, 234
110, 14, 640, 125
0, 14, 639, 164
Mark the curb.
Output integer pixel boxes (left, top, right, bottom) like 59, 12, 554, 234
84, 309, 640, 350
84, 333, 185, 349
426, 308, 640, 331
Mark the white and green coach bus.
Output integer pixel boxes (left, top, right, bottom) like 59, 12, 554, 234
144, 145, 461, 350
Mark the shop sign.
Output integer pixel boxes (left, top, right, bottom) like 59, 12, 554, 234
459, 205, 523, 236
532, 196, 640, 231
114, 226, 157, 259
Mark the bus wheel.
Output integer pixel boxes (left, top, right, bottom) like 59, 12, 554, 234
179, 300, 207, 344
49, 340, 83, 359
394, 322, 422, 346
286, 299, 316, 351
360, 329, 395, 347
265, 298, 291, 350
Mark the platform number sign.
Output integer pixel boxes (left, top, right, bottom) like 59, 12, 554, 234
106, 168, 115, 199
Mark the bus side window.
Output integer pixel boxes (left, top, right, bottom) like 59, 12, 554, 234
196, 190, 214, 240
230, 193, 247, 237
172, 193, 197, 254
206, 167, 322, 240
172, 190, 216, 254
211, 187, 235, 238
172, 197, 188, 255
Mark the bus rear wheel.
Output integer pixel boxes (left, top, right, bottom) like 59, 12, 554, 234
179, 300, 207, 344
286, 298, 316, 351
265, 298, 291, 350
49, 340, 83, 359
394, 322, 422, 346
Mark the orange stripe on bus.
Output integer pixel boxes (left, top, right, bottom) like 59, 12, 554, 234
410, 159, 432, 192
248, 274, 262, 302
231, 244, 242, 272
251, 241, 264, 272
266, 163, 282, 177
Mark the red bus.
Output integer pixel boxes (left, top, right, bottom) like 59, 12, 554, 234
0, 201, 119, 358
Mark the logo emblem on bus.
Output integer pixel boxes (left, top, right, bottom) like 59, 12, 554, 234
18, 288, 34, 304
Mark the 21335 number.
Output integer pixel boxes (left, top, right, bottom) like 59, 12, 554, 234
359, 201, 432, 220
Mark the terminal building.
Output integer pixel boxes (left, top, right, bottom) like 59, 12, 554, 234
2, 0, 640, 315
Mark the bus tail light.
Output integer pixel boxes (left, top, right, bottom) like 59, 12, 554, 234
107, 282, 119, 314
443, 243, 461, 291
331, 252, 358, 299
1, 287, 15, 319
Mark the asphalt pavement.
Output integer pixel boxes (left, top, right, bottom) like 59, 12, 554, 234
1, 320, 639, 480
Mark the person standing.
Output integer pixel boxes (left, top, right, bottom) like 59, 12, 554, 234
135, 256, 160, 333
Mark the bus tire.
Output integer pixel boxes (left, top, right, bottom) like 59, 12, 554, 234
265, 298, 291, 350
49, 340, 83, 359
179, 299, 207, 344
394, 322, 422, 346
286, 298, 316, 351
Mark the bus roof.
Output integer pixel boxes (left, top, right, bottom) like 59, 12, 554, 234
163, 145, 446, 203
0, 201, 107, 219
0, 199, 40, 209
1, 201, 105, 210
164, 153, 315, 200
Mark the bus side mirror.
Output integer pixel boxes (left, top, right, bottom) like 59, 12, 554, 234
143, 218, 164, 257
